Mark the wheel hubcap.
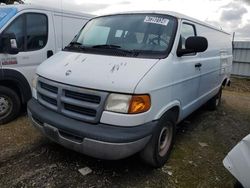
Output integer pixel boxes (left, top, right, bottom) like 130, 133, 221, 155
158, 126, 173, 157
0, 96, 11, 116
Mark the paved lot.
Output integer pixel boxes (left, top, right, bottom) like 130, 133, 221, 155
0, 78, 250, 188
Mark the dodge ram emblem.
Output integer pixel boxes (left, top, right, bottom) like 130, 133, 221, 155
65, 70, 72, 76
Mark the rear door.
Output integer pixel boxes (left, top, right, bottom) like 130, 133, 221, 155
1, 10, 55, 86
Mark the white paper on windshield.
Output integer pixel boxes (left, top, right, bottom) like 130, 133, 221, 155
144, 16, 169, 26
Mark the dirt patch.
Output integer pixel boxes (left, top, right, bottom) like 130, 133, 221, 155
0, 78, 250, 187
226, 76, 250, 93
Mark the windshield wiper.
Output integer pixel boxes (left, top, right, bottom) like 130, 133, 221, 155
92, 44, 140, 57
68, 41, 82, 46
121, 49, 141, 57
91, 44, 121, 49
65, 41, 86, 50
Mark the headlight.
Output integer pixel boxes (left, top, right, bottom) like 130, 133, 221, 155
32, 74, 38, 89
105, 94, 151, 114
105, 94, 131, 113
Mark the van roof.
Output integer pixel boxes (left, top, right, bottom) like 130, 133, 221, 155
0, 4, 94, 18
100, 10, 230, 35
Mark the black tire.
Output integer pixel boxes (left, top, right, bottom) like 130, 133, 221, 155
234, 180, 243, 188
0, 86, 21, 125
140, 112, 176, 168
207, 87, 222, 111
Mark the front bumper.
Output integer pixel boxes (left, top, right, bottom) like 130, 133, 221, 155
27, 99, 157, 160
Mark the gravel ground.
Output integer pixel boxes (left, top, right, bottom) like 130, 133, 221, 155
0, 77, 250, 188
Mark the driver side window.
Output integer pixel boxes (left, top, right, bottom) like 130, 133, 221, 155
179, 23, 196, 50
3, 13, 48, 52
3, 14, 25, 51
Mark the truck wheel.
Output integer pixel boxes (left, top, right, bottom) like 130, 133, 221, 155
0, 86, 21, 125
140, 113, 176, 168
234, 181, 243, 188
207, 87, 222, 111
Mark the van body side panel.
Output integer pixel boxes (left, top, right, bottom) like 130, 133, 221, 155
53, 12, 89, 50
196, 23, 232, 107
52, 12, 63, 51
134, 55, 176, 122
61, 14, 89, 48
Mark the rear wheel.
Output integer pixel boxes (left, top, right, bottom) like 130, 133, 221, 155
234, 180, 243, 188
140, 112, 176, 168
0, 86, 21, 125
207, 87, 222, 111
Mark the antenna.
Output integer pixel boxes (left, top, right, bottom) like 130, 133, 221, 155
232, 32, 235, 52
61, 0, 64, 50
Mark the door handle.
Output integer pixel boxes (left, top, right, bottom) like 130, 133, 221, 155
47, 50, 53, 58
195, 63, 202, 68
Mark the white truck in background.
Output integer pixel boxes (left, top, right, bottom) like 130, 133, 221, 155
0, 4, 93, 124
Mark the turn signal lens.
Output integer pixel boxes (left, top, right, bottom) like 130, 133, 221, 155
128, 95, 151, 114
32, 74, 38, 89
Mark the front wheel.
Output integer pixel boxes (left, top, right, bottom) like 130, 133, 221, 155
0, 86, 21, 125
140, 113, 176, 168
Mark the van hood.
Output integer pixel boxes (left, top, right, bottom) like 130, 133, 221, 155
37, 51, 159, 93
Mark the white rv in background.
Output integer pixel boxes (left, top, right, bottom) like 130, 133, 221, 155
0, 4, 93, 124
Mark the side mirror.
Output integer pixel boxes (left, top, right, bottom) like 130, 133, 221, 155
0, 33, 19, 55
177, 36, 208, 57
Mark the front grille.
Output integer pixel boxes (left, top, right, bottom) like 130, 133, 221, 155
64, 104, 96, 117
37, 77, 108, 124
65, 90, 101, 104
40, 94, 57, 106
40, 82, 58, 93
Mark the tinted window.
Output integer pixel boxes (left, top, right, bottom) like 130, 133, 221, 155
3, 14, 25, 51
26, 14, 48, 50
3, 13, 48, 52
180, 23, 196, 49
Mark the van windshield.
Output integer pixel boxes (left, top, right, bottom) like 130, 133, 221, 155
65, 14, 177, 58
0, 7, 17, 29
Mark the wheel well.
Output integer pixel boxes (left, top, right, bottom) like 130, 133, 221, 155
222, 78, 228, 86
0, 80, 22, 103
168, 106, 180, 123
0, 69, 32, 105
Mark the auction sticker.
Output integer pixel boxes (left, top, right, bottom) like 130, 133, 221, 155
144, 16, 169, 26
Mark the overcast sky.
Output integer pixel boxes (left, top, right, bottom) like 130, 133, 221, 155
24, 0, 250, 40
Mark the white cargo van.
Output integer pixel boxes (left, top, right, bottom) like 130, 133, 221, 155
0, 4, 93, 124
28, 11, 232, 167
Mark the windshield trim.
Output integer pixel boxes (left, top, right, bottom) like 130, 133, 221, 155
64, 13, 178, 59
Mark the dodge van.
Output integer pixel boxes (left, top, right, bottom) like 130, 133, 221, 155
28, 11, 232, 167
0, 4, 93, 124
